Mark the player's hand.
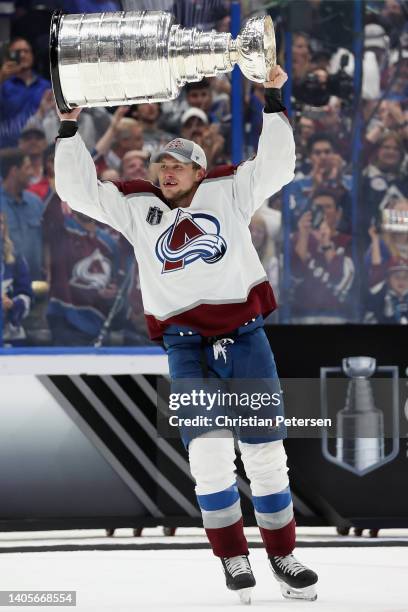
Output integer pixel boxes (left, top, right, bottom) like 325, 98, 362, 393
56, 106, 82, 122
264, 65, 288, 89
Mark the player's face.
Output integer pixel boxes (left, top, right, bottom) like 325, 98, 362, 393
156, 156, 202, 202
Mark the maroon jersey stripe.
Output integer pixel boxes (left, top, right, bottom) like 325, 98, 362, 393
145, 281, 277, 340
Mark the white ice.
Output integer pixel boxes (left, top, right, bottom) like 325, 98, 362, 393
0, 529, 407, 612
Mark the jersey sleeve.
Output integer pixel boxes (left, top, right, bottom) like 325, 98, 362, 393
233, 111, 296, 223
54, 132, 136, 242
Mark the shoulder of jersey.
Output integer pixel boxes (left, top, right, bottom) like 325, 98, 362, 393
112, 179, 168, 205
203, 164, 237, 182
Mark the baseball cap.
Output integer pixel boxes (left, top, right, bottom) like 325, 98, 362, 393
387, 258, 408, 274
151, 137, 207, 170
364, 24, 389, 50
181, 107, 209, 125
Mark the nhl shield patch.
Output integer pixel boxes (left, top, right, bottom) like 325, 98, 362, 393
146, 206, 163, 225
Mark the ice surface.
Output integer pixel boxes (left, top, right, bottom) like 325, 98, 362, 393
0, 544, 407, 611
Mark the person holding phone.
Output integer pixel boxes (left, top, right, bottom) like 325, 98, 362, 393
0, 37, 51, 147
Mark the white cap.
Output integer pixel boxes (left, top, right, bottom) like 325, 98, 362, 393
364, 24, 389, 50
151, 137, 207, 170
181, 107, 209, 125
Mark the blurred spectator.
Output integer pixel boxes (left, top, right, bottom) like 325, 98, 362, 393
292, 33, 313, 89
290, 133, 352, 232
120, 150, 148, 181
0, 148, 43, 280
175, 0, 230, 30
361, 131, 408, 236
362, 24, 390, 100
116, 235, 151, 345
309, 188, 352, 254
94, 108, 146, 175
28, 144, 55, 202
25, 92, 112, 150
18, 126, 47, 184
129, 103, 175, 154
194, 124, 226, 170
43, 200, 120, 346
249, 212, 279, 293
294, 115, 316, 173
63, 1, 121, 11
290, 214, 355, 323
365, 100, 408, 146
247, 82, 265, 153
180, 107, 209, 141
381, 0, 407, 48
185, 78, 229, 125
0, 37, 51, 146
385, 49, 408, 101
314, 97, 351, 162
366, 198, 408, 288
100, 167, 120, 182
0, 210, 32, 345
364, 258, 408, 324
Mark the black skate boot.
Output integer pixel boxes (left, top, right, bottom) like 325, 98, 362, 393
269, 553, 318, 601
221, 555, 256, 605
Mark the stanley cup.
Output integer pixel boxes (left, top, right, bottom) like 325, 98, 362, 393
336, 357, 385, 472
49, 10, 276, 112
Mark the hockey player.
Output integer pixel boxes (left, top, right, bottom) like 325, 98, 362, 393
54, 65, 318, 604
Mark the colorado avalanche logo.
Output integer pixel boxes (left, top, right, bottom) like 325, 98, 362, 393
155, 209, 227, 273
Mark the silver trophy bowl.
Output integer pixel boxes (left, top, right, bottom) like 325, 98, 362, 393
49, 10, 276, 111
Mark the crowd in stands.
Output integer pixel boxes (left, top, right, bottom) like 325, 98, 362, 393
0, 0, 407, 347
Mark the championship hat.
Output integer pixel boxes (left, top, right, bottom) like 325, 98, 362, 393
151, 138, 207, 170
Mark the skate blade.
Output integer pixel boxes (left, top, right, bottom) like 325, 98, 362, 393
274, 575, 317, 601
237, 587, 253, 605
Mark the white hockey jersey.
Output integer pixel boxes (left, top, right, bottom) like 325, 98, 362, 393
55, 111, 295, 339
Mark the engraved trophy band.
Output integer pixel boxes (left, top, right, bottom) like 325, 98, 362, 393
49, 10, 276, 111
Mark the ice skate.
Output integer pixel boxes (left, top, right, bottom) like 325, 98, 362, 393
269, 553, 318, 601
221, 555, 256, 604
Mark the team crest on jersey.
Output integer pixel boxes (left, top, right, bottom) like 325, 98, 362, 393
155, 209, 227, 273
146, 205, 163, 225
70, 249, 112, 289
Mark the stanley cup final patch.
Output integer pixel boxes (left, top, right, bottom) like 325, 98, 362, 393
146, 206, 163, 225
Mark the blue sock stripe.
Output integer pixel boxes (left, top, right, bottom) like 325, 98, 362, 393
196, 484, 240, 512
252, 487, 292, 514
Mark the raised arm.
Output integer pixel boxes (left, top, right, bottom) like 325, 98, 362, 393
233, 66, 296, 223
54, 107, 135, 242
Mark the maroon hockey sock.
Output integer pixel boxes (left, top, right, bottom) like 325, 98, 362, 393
259, 517, 296, 557
205, 518, 249, 558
